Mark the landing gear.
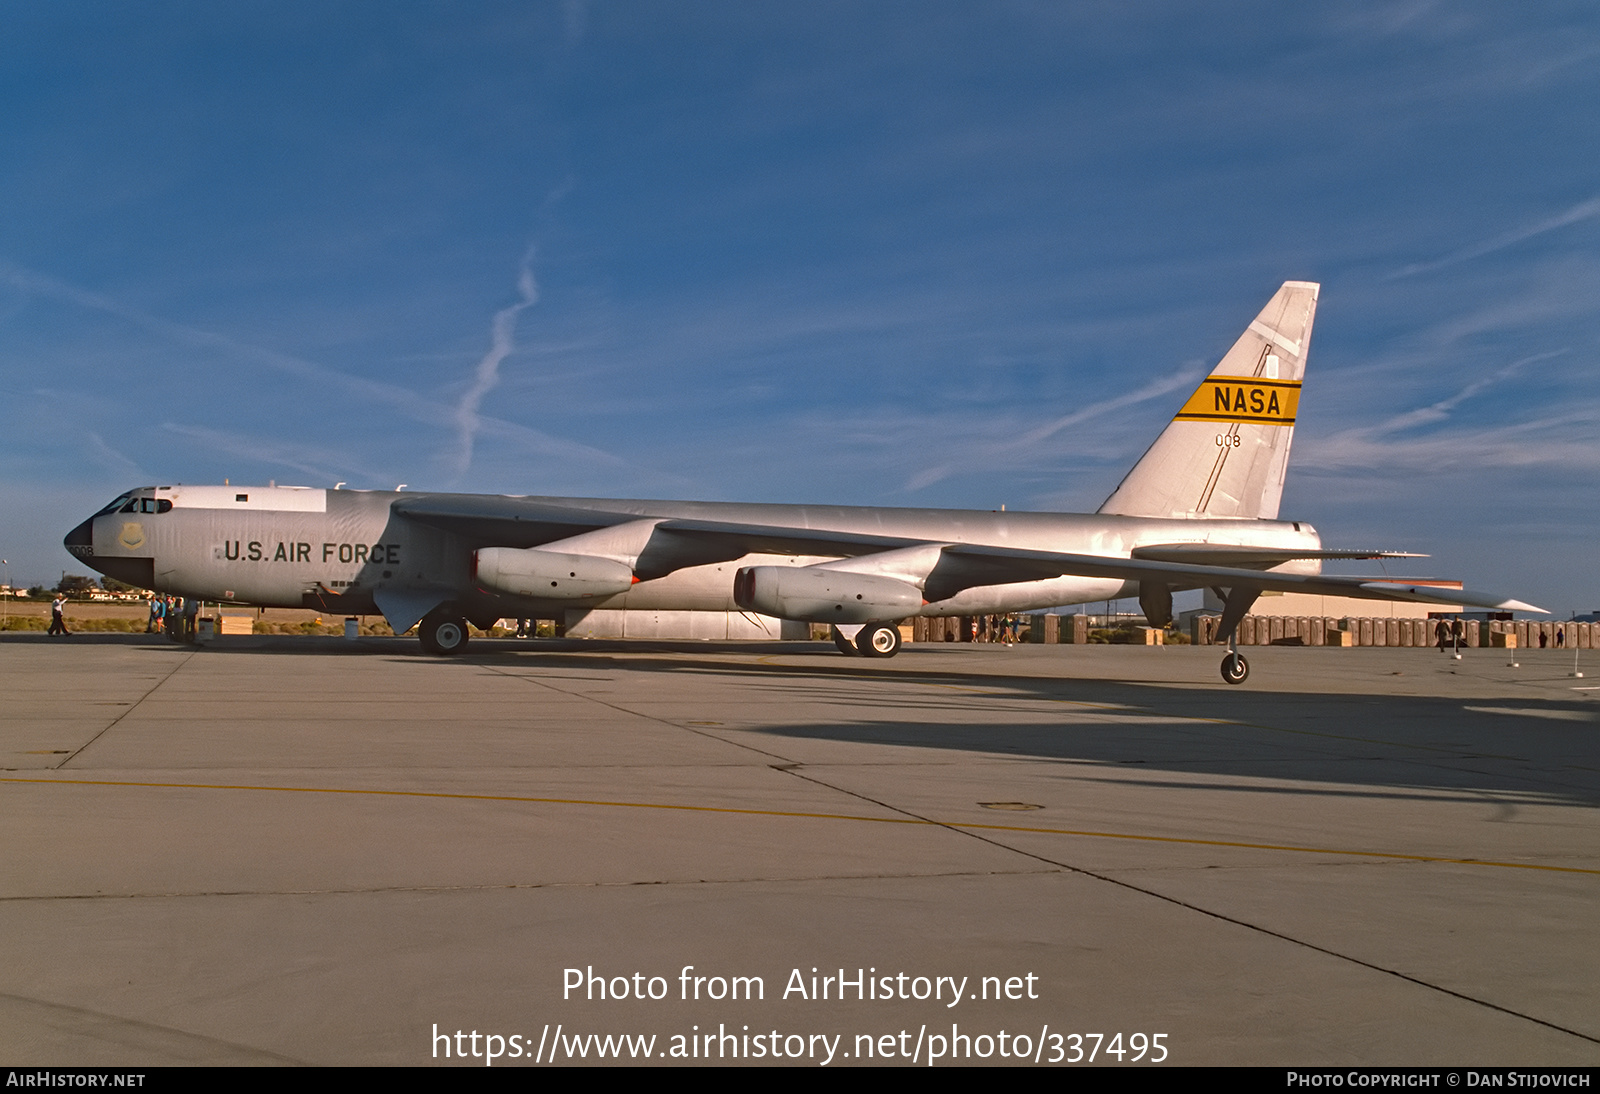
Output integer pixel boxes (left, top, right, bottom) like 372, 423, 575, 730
419, 609, 470, 656
829, 622, 902, 658
1220, 651, 1249, 684
1212, 585, 1259, 686
856, 623, 902, 658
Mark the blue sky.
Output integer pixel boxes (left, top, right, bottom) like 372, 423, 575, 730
2, 2, 1596, 613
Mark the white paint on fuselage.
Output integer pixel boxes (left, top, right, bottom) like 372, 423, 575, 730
162, 483, 327, 512
84, 486, 1322, 618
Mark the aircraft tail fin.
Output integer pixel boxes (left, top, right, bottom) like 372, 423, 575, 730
1098, 281, 1319, 520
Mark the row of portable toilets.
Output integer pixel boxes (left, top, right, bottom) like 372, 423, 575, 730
893, 614, 1593, 650
1187, 615, 1596, 649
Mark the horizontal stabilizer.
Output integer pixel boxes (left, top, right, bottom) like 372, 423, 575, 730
1358, 583, 1544, 614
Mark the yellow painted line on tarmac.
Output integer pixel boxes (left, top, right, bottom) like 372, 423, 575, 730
5, 775, 1597, 877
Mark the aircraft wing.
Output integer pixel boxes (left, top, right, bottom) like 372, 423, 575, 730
931, 541, 1542, 613
391, 497, 1541, 614
1130, 543, 1425, 568
649, 519, 1542, 613
393, 494, 638, 547
392, 497, 935, 580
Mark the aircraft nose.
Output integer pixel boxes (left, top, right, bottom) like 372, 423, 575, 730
64, 517, 95, 560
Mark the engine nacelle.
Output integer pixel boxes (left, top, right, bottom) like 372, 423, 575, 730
475, 547, 635, 600
733, 565, 921, 623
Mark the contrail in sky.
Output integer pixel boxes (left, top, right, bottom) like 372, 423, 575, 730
453, 249, 539, 478
1388, 195, 1600, 279
0, 257, 623, 477
903, 364, 1199, 492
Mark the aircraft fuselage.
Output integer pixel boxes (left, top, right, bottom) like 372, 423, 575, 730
66, 483, 1321, 625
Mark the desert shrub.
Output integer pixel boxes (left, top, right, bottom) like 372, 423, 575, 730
0, 617, 46, 631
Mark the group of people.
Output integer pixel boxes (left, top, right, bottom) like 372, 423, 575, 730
147, 595, 199, 641
1435, 617, 1573, 650
48, 593, 190, 639
43, 592, 205, 642
970, 614, 1022, 644
1433, 617, 1464, 652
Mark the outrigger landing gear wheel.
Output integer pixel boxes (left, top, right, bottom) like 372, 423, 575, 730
855, 623, 903, 658
1220, 652, 1249, 685
419, 610, 470, 656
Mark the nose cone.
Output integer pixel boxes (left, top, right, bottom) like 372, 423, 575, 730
64, 517, 95, 560
67, 517, 154, 589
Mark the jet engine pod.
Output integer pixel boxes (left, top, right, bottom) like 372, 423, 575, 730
733, 565, 921, 623
475, 547, 635, 600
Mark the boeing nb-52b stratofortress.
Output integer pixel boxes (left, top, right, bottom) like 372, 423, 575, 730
64, 282, 1541, 683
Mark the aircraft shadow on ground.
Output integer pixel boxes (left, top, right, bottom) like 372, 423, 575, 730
14, 632, 1597, 807
472, 642, 1599, 809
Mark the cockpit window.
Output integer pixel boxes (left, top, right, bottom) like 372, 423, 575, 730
115, 497, 171, 514
96, 493, 134, 517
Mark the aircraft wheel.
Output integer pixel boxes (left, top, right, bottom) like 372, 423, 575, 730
832, 626, 861, 656
420, 611, 470, 656
1220, 652, 1249, 685
856, 623, 902, 658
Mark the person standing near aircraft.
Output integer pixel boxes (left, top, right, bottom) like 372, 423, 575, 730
48, 593, 70, 636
